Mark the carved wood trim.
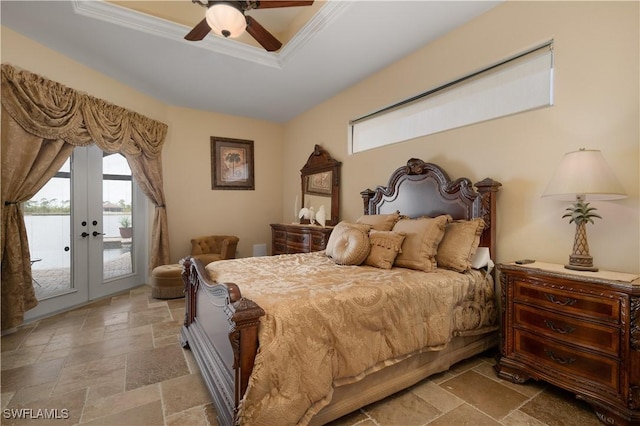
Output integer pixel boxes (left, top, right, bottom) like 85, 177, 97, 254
362, 159, 476, 209
631, 297, 639, 350
630, 386, 640, 410
475, 178, 502, 261
302, 144, 341, 170
182, 258, 197, 327
499, 272, 509, 355
361, 158, 501, 260
301, 145, 341, 226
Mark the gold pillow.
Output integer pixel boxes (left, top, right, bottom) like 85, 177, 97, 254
325, 221, 371, 259
392, 215, 451, 272
328, 226, 371, 265
356, 211, 401, 231
364, 230, 406, 269
436, 218, 485, 272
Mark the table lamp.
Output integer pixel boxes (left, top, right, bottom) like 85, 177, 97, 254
542, 148, 626, 271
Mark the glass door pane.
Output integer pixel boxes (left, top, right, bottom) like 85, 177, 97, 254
102, 153, 134, 281
24, 158, 72, 300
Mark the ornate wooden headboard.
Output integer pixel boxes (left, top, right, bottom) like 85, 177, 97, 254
360, 158, 501, 260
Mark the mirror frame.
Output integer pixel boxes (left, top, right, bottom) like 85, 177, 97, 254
301, 145, 341, 226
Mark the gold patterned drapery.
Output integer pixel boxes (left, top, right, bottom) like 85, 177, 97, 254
1, 64, 170, 330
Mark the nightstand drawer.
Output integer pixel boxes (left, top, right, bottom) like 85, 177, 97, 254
515, 330, 619, 391
514, 280, 620, 323
273, 230, 287, 241
514, 304, 619, 356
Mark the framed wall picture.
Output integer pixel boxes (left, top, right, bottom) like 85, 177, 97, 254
304, 171, 332, 195
211, 137, 255, 190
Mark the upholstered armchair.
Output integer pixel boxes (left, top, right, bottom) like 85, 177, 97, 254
190, 235, 239, 265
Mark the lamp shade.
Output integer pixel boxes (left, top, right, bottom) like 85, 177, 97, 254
206, 3, 247, 38
542, 149, 627, 201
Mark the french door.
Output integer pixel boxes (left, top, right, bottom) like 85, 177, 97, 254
24, 145, 147, 321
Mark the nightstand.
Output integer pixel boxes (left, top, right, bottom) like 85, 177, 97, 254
495, 262, 640, 425
270, 223, 333, 255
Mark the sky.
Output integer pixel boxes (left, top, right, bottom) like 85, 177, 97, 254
31, 152, 132, 206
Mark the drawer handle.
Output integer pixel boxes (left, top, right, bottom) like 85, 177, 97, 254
543, 320, 575, 335
545, 294, 577, 306
544, 349, 576, 365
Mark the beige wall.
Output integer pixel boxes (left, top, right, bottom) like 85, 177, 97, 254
1, 28, 284, 264
284, 1, 640, 273
161, 106, 284, 261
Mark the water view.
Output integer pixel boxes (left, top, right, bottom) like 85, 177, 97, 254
25, 214, 133, 300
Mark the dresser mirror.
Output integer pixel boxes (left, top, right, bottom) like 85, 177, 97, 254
300, 145, 341, 226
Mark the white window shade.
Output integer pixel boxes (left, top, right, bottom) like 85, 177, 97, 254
349, 43, 554, 154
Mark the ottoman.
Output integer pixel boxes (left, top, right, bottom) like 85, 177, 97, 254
150, 264, 184, 299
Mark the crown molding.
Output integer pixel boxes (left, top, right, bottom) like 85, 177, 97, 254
278, 0, 350, 66
72, 0, 349, 69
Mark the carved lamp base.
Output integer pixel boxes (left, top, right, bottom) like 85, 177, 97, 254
565, 254, 598, 272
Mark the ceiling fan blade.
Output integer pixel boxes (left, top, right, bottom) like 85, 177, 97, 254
245, 16, 282, 51
185, 18, 212, 41
254, 1, 314, 9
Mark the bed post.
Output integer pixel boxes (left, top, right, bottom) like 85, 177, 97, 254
181, 258, 197, 337
229, 296, 265, 410
474, 178, 502, 262
361, 188, 375, 215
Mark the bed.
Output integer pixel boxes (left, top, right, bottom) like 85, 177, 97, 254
180, 158, 502, 425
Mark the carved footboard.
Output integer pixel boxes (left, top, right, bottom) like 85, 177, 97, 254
180, 257, 265, 426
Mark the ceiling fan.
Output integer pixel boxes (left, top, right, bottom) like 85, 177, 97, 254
185, 1, 314, 52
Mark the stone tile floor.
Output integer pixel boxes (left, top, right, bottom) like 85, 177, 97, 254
1, 285, 602, 425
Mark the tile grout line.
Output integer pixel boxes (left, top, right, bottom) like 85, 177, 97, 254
158, 381, 168, 425
75, 296, 104, 425
497, 383, 549, 425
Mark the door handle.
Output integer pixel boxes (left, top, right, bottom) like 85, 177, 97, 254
92, 231, 105, 237
81, 232, 89, 238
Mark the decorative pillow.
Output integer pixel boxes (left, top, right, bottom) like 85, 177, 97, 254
436, 218, 485, 272
328, 226, 371, 266
356, 211, 401, 231
392, 215, 451, 272
325, 221, 371, 259
364, 230, 406, 269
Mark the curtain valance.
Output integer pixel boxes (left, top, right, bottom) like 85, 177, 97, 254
1, 64, 167, 156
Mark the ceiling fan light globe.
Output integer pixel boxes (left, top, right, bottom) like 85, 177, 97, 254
205, 3, 247, 38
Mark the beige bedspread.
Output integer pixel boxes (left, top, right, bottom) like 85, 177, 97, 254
205, 251, 496, 426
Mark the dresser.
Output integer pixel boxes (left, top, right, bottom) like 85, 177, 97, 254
495, 262, 640, 425
270, 223, 333, 255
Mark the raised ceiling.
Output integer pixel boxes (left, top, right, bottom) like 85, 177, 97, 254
110, 0, 324, 50
1, 1, 500, 122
